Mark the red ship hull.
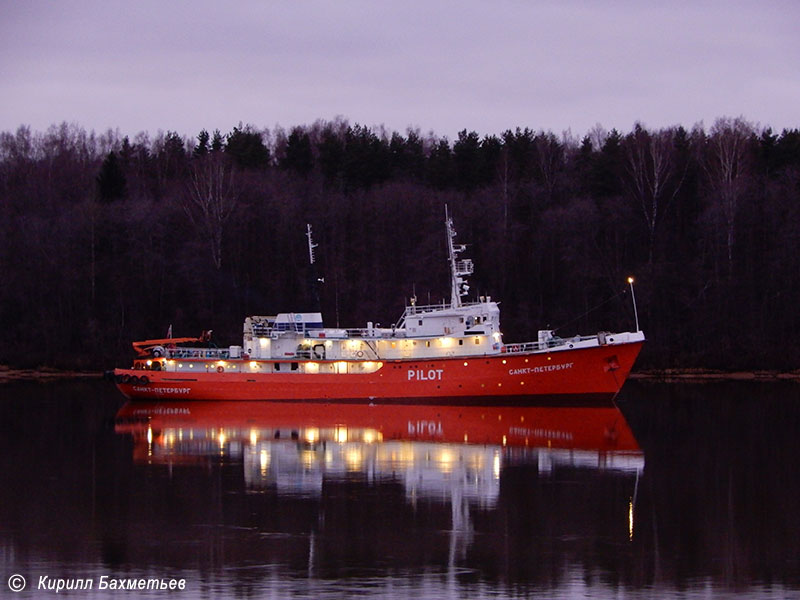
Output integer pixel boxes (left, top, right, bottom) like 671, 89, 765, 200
114, 340, 642, 405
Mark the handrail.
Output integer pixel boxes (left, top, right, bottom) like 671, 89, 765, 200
165, 347, 231, 360
501, 335, 598, 354
402, 301, 486, 316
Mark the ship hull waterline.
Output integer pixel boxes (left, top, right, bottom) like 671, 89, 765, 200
113, 340, 642, 405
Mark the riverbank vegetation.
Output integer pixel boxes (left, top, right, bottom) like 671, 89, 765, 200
1, 118, 798, 370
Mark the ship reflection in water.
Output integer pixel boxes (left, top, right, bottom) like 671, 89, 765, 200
6, 381, 800, 599
115, 401, 643, 552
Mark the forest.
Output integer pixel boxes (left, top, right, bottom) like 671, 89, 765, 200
1, 117, 799, 371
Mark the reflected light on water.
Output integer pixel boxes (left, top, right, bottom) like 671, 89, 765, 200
23, 381, 800, 598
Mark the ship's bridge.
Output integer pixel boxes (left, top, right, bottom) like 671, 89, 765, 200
399, 297, 500, 339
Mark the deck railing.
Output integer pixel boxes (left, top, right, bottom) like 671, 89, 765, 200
165, 347, 231, 360
501, 335, 598, 354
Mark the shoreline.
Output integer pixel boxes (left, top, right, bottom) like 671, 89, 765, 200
630, 369, 800, 382
2, 365, 800, 384
0, 366, 103, 383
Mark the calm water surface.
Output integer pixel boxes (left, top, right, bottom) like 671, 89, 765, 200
2, 379, 800, 599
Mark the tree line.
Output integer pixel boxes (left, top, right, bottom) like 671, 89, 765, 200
1, 117, 799, 370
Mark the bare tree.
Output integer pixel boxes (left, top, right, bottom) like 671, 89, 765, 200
184, 154, 239, 269
622, 125, 686, 263
702, 117, 755, 273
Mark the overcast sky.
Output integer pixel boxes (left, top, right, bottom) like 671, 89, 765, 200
2, 0, 798, 141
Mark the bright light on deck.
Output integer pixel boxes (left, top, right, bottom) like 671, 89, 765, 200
627, 276, 634, 284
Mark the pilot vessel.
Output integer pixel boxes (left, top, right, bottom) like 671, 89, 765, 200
111, 211, 644, 404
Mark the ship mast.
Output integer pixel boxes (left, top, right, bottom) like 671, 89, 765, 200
306, 224, 318, 265
306, 224, 323, 313
445, 206, 474, 309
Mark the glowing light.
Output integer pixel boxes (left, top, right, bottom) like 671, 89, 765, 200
502, 435, 507, 446
335, 427, 348, 443
305, 428, 319, 443
627, 276, 635, 284
502, 359, 506, 364
345, 448, 363, 471
335, 361, 348, 374
217, 361, 226, 368
146, 360, 153, 366
492, 332, 501, 341
493, 453, 501, 479
463, 361, 468, 366
259, 449, 270, 473
438, 449, 455, 473
306, 362, 319, 373
629, 499, 635, 541
146, 425, 153, 445
363, 430, 376, 444
259, 338, 268, 347
178, 363, 183, 368
249, 429, 258, 446
217, 429, 226, 448
250, 361, 259, 370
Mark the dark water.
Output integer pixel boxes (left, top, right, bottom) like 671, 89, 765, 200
2, 379, 800, 599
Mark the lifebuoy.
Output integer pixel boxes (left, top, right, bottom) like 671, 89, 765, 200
121, 374, 130, 384
356, 350, 364, 358
140, 375, 150, 385
217, 366, 224, 373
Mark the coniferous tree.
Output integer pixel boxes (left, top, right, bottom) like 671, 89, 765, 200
96, 151, 126, 202
225, 125, 270, 169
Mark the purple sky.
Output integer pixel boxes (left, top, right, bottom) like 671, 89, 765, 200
2, 0, 798, 140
